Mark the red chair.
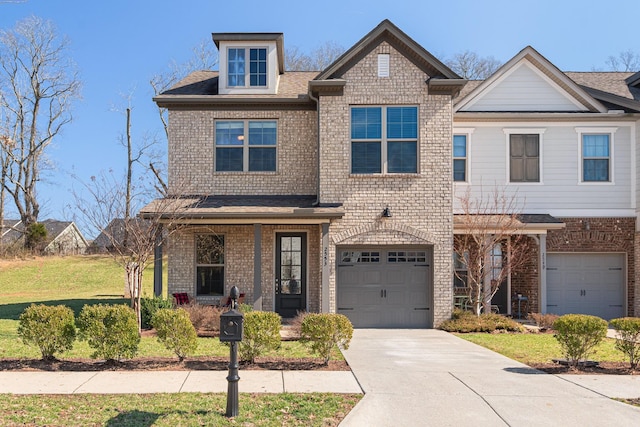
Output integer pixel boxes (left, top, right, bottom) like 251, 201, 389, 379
172, 292, 190, 306
220, 293, 245, 308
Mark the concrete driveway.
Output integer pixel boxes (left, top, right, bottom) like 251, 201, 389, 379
340, 329, 640, 427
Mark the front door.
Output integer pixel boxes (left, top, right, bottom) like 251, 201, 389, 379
275, 233, 307, 318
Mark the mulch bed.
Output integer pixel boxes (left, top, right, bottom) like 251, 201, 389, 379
529, 361, 636, 375
0, 356, 349, 372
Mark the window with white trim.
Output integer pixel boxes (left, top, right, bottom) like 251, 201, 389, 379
350, 106, 418, 174
453, 134, 467, 182
196, 234, 224, 296
581, 134, 610, 182
215, 120, 277, 172
227, 47, 267, 88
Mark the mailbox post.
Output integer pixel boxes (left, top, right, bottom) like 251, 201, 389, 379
220, 286, 244, 417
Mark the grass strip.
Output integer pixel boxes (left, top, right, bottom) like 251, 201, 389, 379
0, 392, 360, 426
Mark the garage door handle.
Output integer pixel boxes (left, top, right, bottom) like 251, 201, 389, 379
414, 307, 429, 310
547, 304, 558, 307
415, 264, 430, 267
338, 307, 354, 311
609, 267, 622, 270
610, 305, 623, 307
547, 268, 557, 271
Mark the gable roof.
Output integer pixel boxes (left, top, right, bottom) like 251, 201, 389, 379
313, 19, 466, 96
455, 46, 607, 113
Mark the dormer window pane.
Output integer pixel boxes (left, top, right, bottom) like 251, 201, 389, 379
228, 48, 245, 87
249, 48, 267, 87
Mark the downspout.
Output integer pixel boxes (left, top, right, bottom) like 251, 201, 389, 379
308, 88, 320, 206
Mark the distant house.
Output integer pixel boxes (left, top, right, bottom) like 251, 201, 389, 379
41, 220, 88, 255
89, 218, 152, 254
0, 218, 88, 255
0, 219, 22, 246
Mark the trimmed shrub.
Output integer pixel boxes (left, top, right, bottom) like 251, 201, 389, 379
440, 310, 524, 333
151, 308, 198, 361
610, 317, 640, 370
182, 302, 223, 333
301, 313, 353, 365
77, 304, 140, 361
17, 304, 76, 360
528, 313, 559, 331
141, 295, 173, 330
553, 314, 608, 368
239, 311, 281, 363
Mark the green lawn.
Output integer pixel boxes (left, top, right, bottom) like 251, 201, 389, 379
457, 332, 627, 364
0, 255, 339, 362
0, 393, 361, 426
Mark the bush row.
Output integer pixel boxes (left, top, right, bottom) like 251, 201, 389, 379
18, 302, 198, 362
18, 303, 355, 365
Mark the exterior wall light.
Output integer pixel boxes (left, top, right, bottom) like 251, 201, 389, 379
382, 207, 392, 218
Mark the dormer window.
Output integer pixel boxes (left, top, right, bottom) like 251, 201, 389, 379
228, 47, 267, 87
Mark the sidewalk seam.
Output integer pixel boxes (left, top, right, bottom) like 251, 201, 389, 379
449, 372, 511, 427
553, 374, 611, 399
179, 371, 192, 392
280, 371, 285, 392
73, 372, 99, 394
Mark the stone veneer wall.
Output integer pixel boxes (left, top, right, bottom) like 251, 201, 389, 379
167, 109, 317, 196
546, 217, 636, 316
167, 224, 321, 313
318, 41, 454, 327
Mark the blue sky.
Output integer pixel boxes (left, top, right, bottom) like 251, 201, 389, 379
1, 0, 637, 235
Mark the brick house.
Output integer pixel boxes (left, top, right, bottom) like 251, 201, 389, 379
144, 20, 640, 327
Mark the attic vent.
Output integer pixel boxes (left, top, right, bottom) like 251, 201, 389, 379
378, 54, 390, 77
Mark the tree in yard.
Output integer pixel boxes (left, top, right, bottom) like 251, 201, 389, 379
74, 170, 197, 334
454, 187, 532, 316
0, 16, 81, 246
445, 50, 502, 79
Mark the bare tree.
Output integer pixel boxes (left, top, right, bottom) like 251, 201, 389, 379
605, 50, 640, 72
74, 170, 195, 333
0, 16, 80, 247
454, 187, 532, 316
285, 41, 345, 71
150, 39, 218, 141
445, 50, 502, 79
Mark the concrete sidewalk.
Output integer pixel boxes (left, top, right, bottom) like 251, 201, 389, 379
0, 370, 362, 395
339, 329, 640, 427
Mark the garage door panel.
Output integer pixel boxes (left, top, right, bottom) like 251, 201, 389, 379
337, 247, 432, 328
547, 253, 625, 320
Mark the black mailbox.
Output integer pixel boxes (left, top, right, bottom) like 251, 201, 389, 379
220, 309, 244, 342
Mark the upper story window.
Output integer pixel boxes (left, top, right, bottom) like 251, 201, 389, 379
509, 134, 540, 183
215, 120, 277, 172
351, 106, 418, 174
227, 47, 267, 88
582, 134, 610, 182
196, 234, 224, 296
453, 135, 467, 182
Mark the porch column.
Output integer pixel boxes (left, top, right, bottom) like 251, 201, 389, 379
321, 223, 330, 313
539, 234, 547, 314
253, 224, 263, 311
153, 225, 163, 297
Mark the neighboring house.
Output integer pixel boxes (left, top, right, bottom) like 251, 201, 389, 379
89, 218, 152, 253
1, 219, 88, 255
144, 20, 640, 327
41, 219, 88, 255
0, 219, 22, 247
453, 47, 640, 320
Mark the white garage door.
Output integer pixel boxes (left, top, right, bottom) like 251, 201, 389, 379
337, 247, 432, 328
547, 253, 625, 320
